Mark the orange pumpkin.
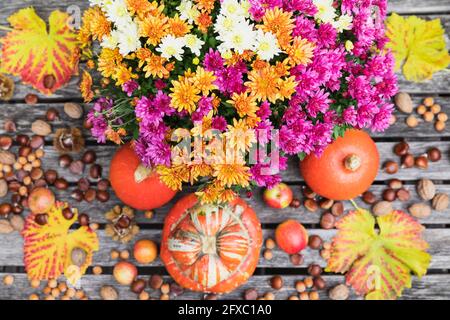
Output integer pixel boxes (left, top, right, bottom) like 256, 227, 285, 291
160, 194, 263, 293
109, 143, 177, 210
300, 129, 379, 200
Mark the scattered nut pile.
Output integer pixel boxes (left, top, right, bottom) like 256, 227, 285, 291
395, 92, 448, 132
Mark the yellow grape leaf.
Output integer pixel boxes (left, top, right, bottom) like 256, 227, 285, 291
326, 209, 431, 300
385, 13, 450, 82
0, 7, 79, 95
22, 202, 99, 285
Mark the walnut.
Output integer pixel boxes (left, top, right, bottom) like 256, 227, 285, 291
432, 193, 449, 212
417, 179, 436, 201
329, 284, 349, 300
372, 201, 392, 217
105, 205, 140, 243
409, 203, 432, 218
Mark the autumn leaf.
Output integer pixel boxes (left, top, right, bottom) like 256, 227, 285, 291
385, 13, 450, 82
326, 209, 431, 300
0, 7, 79, 95
22, 202, 99, 286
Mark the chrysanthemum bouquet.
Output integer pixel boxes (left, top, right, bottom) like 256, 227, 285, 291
79, 0, 397, 203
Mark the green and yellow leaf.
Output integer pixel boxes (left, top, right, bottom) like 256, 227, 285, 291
326, 209, 431, 300
0, 7, 79, 95
22, 202, 99, 285
386, 13, 450, 82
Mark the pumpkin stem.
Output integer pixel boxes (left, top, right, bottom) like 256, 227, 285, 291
134, 164, 152, 183
344, 154, 361, 171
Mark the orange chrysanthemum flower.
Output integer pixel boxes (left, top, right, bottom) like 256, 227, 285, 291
139, 14, 169, 46
189, 163, 213, 184
245, 65, 282, 103
193, 67, 217, 95
80, 70, 94, 103
136, 47, 153, 68
170, 78, 201, 114
286, 37, 316, 66
114, 65, 138, 86
229, 92, 259, 118
126, 0, 156, 17
260, 7, 294, 50
195, 0, 216, 13
196, 12, 213, 34
213, 163, 251, 188
167, 15, 192, 37
106, 127, 127, 145
143, 52, 170, 78
79, 6, 111, 45
224, 119, 257, 153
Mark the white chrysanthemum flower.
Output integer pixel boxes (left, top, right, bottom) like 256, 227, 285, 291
177, 0, 200, 24
214, 14, 238, 35
313, 0, 336, 23
100, 29, 120, 49
222, 21, 256, 54
184, 34, 205, 56
220, 0, 247, 18
117, 22, 141, 56
89, 0, 104, 7
156, 35, 186, 61
104, 0, 132, 26
255, 30, 282, 61
333, 14, 353, 32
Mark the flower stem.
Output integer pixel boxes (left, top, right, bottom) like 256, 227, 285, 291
0, 25, 13, 31
350, 199, 359, 210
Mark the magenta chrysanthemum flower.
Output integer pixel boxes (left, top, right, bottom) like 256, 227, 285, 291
203, 49, 224, 72
211, 116, 227, 132
122, 80, 139, 96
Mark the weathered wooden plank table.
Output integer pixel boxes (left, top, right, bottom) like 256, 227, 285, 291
1, 0, 450, 300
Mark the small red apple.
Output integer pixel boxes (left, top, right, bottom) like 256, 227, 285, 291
28, 187, 56, 214
263, 183, 293, 209
133, 239, 158, 264
113, 261, 138, 285
275, 220, 309, 254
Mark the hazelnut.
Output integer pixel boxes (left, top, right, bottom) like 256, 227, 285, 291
417, 105, 427, 115
295, 281, 306, 293
290, 253, 303, 266
435, 120, 446, 132
263, 249, 273, 260
437, 112, 448, 122
423, 111, 434, 122
25, 93, 38, 105
431, 104, 441, 114
406, 115, 419, 128
432, 193, 449, 212
423, 97, 434, 107
265, 238, 276, 249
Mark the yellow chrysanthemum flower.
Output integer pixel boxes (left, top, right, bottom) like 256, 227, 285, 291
97, 48, 123, 78
136, 48, 152, 68
114, 65, 138, 86
213, 163, 251, 188
170, 78, 201, 114
193, 67, 217, 95
156, 165, 190, 191
139, 14, 169, 46
278, 76, 298, 100
260, 7, 294, 50
228, 92, 259, 118
245, 65, 282, 103
167, 14, 192, 37
80, 71, 94, 103
286, 37, 315, 66
224, 118, 257, 153
189, 163, 213, 184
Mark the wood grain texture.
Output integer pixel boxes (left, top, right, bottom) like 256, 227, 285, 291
0, 228, 448, 268
1, 273, 450, 300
